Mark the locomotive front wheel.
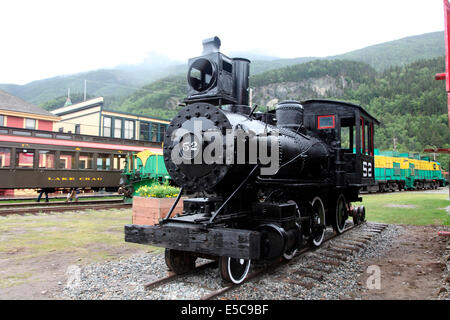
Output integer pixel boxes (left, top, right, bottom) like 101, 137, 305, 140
164, 249, 196, 275
310, 196, 326, 247
219, 256, 251, 284
332, 194, 347, 234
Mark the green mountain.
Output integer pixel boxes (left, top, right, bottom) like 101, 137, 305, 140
250, 31, 445, 74
0, 64, 187, 107
329, 31, 446, 71
0, 31, 444, 108
118, 56, 450, 170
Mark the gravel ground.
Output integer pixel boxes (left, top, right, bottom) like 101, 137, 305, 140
59, 222, 404, 300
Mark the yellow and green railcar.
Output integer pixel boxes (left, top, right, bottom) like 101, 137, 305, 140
119, 149, 170, 203
368, 150, 446, 192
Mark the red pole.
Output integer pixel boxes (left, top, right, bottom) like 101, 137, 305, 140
435, 0, 450, 128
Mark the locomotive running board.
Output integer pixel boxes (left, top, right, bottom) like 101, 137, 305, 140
124, 223, 261, 260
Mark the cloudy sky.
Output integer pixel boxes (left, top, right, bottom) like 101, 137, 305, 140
0, 0, 445, 84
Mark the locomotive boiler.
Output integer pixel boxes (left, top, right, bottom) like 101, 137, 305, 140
125, 37, 379, 284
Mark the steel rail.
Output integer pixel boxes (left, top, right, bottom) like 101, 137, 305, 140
201, 222, 388, 300
0, 201, 130, 216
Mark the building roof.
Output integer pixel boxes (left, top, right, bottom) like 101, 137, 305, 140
52, 96, 170, 123
51, 97, 104, 116
0, 89, 57, 118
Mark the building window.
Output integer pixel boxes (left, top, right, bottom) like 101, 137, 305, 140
75, 124, 81, 135
124, 120, 134, 139
25, 118, 36, 129
114, 119, 122, 138
139, 122, 150, 141
151, 123, 158, 142
103, 117, 112, 137
160, 124, 167, 142
139, 122, 168, 142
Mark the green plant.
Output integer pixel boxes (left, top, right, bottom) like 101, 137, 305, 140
136, 183, 180, 198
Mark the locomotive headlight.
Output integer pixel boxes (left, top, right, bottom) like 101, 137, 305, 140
187, 58, 217, 93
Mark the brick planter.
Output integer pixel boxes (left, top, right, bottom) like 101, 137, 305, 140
132, 196, 186, 226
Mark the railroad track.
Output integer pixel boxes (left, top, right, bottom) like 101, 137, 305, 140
0, 199, 130, 216
141, 221, 389, 300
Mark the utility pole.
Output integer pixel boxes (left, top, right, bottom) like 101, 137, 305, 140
84, 80, 87, 101
393, 137, 397, 151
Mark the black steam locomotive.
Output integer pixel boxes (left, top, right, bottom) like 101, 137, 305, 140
125, 37, 379, 284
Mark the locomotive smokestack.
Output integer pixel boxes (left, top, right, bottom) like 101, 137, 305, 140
232, 58, 251, 107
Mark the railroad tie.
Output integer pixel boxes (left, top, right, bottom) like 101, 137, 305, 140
294, 269, 324, 281
334, 244, 360, 252
306, 264, 333, 273
367, 223, 389, 228
316, 259, 342, 267
319, 250, 348, 262
364, 229, 383, 233
325, 247, 354, 255
338, 240, 366, 248
278, 277, 314, 290
342, 237, 370, 244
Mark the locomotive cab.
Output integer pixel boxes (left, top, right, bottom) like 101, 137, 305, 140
302, 100, 379, 188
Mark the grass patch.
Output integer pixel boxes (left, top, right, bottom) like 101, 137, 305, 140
0, 272, 33, 289
0, 209, 149, 262
361, 192, 449, 226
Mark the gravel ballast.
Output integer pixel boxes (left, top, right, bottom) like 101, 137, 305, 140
59, 222, 410, 300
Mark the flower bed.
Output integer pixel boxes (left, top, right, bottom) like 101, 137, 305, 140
132, 184, 184, 226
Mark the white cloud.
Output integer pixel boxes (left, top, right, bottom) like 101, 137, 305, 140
0, 0, 445, 84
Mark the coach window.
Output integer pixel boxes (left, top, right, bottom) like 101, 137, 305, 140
0, 115, 4, 126
114, 154, 126, 170
97, 154, 111, 170
79, 152, 94, 169
38, 150, 56, 169
103, 117, 112, 137
25, 119, 36, 130
60, 151, 75, 169
16, 149, 34, 168
0, 148, 11, 167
